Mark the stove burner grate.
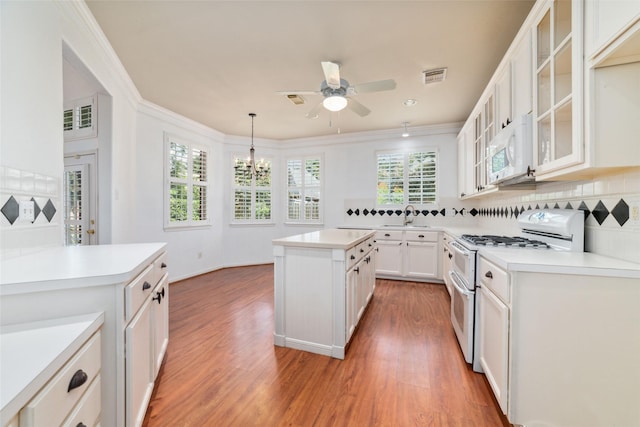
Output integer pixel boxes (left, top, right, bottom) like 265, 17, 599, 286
461, 234, 550, 249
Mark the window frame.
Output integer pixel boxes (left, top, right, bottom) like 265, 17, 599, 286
163, 133, 210, 230
63, 95, 97, 141
285, 154, 324, 225
231, 152, 274, 225
375, 148, 439, 208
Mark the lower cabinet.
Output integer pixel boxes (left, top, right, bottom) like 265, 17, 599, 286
126, 269, 169, 427
375, 230, 440, 281
478, 285, 509, 414
273, 231, 376, 359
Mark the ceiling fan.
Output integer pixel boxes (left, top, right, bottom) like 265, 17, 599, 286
278, 61, 396, 118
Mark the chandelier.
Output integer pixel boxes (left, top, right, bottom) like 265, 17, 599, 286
235, 113, 268, 178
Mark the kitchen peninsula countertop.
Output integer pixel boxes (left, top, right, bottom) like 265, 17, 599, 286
273, 228, 375, 249
0, 243, 166, 296
0, 312, 104, 422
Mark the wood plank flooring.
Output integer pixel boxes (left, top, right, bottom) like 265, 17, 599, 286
143, 264, 510, 426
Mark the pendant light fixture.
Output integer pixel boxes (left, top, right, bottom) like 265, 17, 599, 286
234, 113, 268, 178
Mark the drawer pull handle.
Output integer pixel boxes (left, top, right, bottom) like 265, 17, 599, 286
77, 423, 87, 427
350, 255, 355, 260
448, 253, 452, 259
68, 369, 88, 392
161, 262, 167, 268
384, 233, 391, 237
360, 248, 364, 253
418, 234, 425, 238
153, 288, 165, 304
485, 271, 493, 279
142, 281, 151, 291
354, 267, 360, 273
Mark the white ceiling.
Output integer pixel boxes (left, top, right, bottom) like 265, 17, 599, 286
86, 0, 534, 140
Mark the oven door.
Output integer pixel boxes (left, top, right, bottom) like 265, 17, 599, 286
449, 270, 475, 365
450, 240, 475, 289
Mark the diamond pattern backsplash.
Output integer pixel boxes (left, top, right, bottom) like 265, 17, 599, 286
1, 195, 57, 225
345, 198, 631, 227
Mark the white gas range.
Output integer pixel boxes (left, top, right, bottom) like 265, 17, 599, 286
447, 209, 585, 371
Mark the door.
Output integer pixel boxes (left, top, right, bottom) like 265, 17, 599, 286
63, 153, 97, 245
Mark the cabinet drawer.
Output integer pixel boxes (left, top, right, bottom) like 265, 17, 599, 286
61, 375, 101, 427
152, 252, 168, 286
405, 230, 438, 242
20, 331, 101, 427
375, 230, 403, 241
125, 264, 155, 322
479, 257, 509, 303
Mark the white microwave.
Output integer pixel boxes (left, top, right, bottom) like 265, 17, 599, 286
487, 113, 533, 185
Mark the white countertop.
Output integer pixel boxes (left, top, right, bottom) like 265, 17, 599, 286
273, 228, 375, 249
478, 247, 640, 278
0, 243, 166, 296
0, 312, 104, 423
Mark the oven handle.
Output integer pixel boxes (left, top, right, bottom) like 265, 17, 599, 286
449, 271, 474, 297
450, 240, 470, 257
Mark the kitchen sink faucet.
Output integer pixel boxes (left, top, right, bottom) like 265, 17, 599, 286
403, 204, 416, 226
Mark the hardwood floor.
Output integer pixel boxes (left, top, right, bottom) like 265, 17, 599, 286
143, 264, 509, 426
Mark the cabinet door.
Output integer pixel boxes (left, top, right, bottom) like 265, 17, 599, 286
152, 275, 169, 379
375, 240, 403, 276
479, 286, 509, 414
345, 267, 357, 342
125, 299, 154, 427
533, 0, 584, 176
512, 30, 533, 119
496, 64, 512, 130
405, 242, 438, 279
585, 0, 640, 60
457, 123, 475, 198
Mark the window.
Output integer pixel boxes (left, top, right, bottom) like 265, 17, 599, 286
377, 150, 438, 206
164, 134, 209, 228
286, 156, 322, 223
232, 156, 272, 222
63, 95, 97, 141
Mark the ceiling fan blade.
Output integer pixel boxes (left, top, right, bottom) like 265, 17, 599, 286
275, 90, 321, 95
321, 61, 341, 89
349, 79, 397, 94
305, 101, 324, 119
347, 98, 371, 117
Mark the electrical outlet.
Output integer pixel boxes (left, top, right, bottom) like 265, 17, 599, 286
19, 200, 35, 222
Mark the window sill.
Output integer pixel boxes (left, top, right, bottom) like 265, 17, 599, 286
284, 222, 324, 227
229, 222, 276, 227
164, 223, 212, 231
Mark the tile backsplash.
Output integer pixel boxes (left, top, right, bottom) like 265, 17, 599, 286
342, 168, 640, 264
0, 166, 61, 259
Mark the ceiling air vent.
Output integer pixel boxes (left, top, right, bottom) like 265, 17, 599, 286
287, 94, 305, 105
422, 68, 447, 84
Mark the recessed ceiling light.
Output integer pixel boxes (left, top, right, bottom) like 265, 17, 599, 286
403, 99, 417, 107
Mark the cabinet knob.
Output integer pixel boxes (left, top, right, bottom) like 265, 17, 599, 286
360, 248, 364, 253
526, 165, 536, 177
161, 262, 167, 268
142, 281, 151, 291
418, 234, 424, 238
68, 369, 88, 392
354, 267, 360, 273
384, 233, 391, 237
350, 255, 355, 260
76, 424, 87, 427
448, 253, 453, 259
485, 271, 493, 279
153, 291, 163, 304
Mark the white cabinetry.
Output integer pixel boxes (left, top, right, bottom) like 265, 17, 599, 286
512, 30, 533, 119
477, 257, 509, 414
441, 233, 454, 296
585, 0, 640, 62
273, 229, 376, 360
0, 244, 168, 427
495, 64, 512, 130
477, 252, 640, 426
374, 230, 403, 276
457, 122, 475, 199
0, 313, 104, 427
375, 230, 440, 281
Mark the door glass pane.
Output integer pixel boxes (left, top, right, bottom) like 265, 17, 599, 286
538, 116, 552, 165
554, 101, 573, 159
537, 62, 551, 113
64, 169, 83, 245
554, 41, 572, 103
554, 0, 572, 48
537, 10, 551, 67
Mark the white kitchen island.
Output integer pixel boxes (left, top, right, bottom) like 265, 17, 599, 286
273, 229, 376, 359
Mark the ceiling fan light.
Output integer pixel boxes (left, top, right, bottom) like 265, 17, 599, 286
323, 95, 348, 112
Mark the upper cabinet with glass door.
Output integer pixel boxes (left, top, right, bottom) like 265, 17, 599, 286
533, 0, 583, 177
